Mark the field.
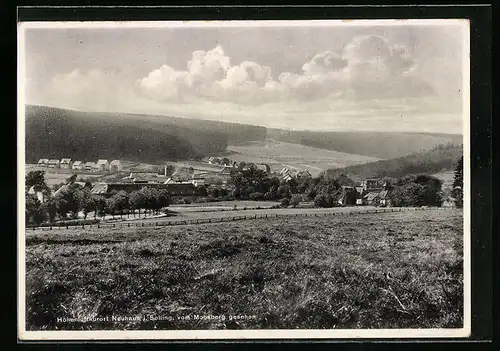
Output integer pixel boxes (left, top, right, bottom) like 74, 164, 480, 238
222, 139, 380, 176
25, 209, 463, 330
433, 171, 455, 189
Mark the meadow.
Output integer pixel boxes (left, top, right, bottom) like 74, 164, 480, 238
224, 139, 380, 176
25, 209, 463, 330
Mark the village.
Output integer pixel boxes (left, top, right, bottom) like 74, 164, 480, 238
31, 155, 394, 209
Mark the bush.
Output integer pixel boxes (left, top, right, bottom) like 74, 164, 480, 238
209, 188, 220, 199
175, 197, 192, 205
249, 192, 265, 201
314, 194, 328, 208
264, 191, 277, 201
280, 198, 290, 208
291, 195, 302, 208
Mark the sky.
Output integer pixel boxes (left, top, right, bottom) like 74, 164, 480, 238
21, 21, 468, 134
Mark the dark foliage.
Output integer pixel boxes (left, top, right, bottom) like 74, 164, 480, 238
451, 155, 463, 208
25, 105, 266, 163
322, 144, 463, 181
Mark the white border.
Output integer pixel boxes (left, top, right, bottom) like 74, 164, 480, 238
19, 19, 465, 29
17, 19, 471, 341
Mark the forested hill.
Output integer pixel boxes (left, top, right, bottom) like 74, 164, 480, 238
321, 144, 463, 181
24, 105, 266, 163
267, 129, 463, 159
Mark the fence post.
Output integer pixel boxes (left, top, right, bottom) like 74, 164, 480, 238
82, 224, 84, 229
128, 223, 130, 227
156, 222, 158, 227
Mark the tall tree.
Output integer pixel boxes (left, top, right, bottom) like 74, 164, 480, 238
452, 155, 463, 208
25, 171, 46, 190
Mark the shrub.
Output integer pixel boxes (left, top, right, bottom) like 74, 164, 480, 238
280, 198, 290, 208
210, 188, 220, 199
291, 194, 302, 207
175, 197, 192, 205
314, 194, 328, 208
264, 191, 277, 201
249, 192, 265, 201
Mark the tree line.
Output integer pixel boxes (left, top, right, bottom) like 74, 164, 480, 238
25, 155, 463, 225
225, 162, 453, 209
25, 171, 172, 225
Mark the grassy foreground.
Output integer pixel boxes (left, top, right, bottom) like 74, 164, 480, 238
25, 209, 463, 330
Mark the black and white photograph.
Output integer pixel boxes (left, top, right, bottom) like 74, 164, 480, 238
18, 18, 470, 340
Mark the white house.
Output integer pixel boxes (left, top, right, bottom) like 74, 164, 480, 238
28, 186, 45, 203
72, 161, 84, 170
60, 158, 72, 169
110, 159, 122, 171
37, 159, 49, 167
84, 161, 97, 172
96, 159, 110, 171
47, 159, 60, 168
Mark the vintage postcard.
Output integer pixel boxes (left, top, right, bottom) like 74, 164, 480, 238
18, 19, 470, 340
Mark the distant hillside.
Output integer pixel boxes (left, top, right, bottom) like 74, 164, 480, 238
102, 111, 266, 146
321, 144, 463, 181
267, 129, 463, 159
25, 105, 267, 163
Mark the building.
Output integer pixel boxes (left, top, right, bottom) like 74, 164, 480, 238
28, 186, 46, 203
170, 168, 194, 182
47, 159, 60, 168
110, 160, 122, 171
279, 167, 295, 182
363, 192, 381, 206
60, 158, 72, 169
208, 157, 222, 165
90, 182, 196, 197
72, 161, 84, 170
53, 181, 91, 196
296, 170, 312, 179
84, 161, 97, 172
257, 163, 271, 174
96, 159, 110, 172
361, 179, 385, 192
124, 172, 166, 184
361, 185, 390, 206
378, 189, 390, 206
192, 178, 206, 187
37, 159, 49, 167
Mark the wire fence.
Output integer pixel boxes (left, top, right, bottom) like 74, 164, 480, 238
26, 206, 456, 232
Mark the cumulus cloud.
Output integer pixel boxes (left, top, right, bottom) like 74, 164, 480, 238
138, 35, 433, 105
302, 51, 348, 74
138, 46, 278, 104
